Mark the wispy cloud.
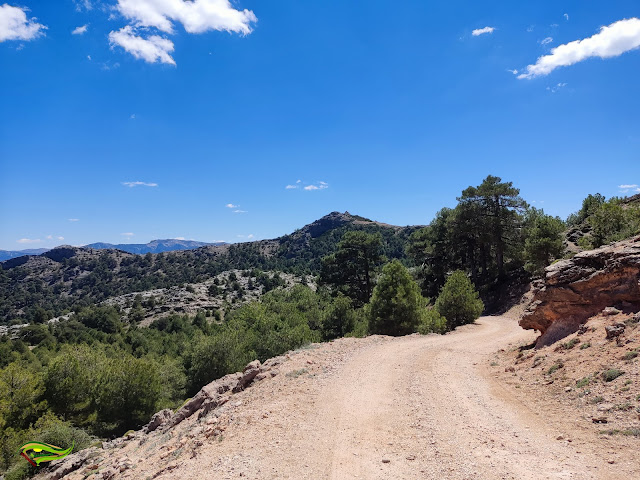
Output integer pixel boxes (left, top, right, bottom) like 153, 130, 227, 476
73, 0, 93, 11
619, 184, 640, 193
519, 18, 640, 79
507, 69, 519, 75
472, 26, 495, 36
46, 235, 65, 241
546, 82, 567, 93
288, 180, 329, 191
121, 232, 134, 237
68, 218, 80, 222
122, 181, 158, 187
233, 210, 247, 214
226, 203, 239, 208
72, 24, 88, 35
17, 238, 41, 244
130, 113, 136, 119
564, 13, 570, 21
236, 234, 254, 239
540, 37, 553, 45
109, 26, 176, 65
0, 4, 47, 42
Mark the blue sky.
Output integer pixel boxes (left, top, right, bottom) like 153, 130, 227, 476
1, 0, 639, 250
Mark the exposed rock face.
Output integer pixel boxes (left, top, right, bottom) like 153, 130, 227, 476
142, 408, 173, 433
520, 235, 640, 347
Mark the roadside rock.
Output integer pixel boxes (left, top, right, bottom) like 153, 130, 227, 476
143, 408, 173, 433
605, 323, 626, 340
45, 447, 102, 480
520, 235, 640, 347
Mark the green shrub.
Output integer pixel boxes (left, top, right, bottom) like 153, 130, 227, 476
602, 369, 624, 382
321, 295, 356, 340
562, 338, 580, 350
368, 261, 425, 336
418, 308, 447, 335
623, 350, 638, 361
435, 271, 483, 331
546, 362, 563, 375
576, 377, 590, 388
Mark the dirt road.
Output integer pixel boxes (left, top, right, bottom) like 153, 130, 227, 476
108, 317, 635, 480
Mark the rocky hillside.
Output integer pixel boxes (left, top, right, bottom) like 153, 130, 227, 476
0, 213, 418, 324
520, 234, 640, 347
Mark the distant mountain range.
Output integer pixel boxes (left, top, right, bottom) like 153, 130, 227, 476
0, 248, 50, 261
0, 239, 224, 261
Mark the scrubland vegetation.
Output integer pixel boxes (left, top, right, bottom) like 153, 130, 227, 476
1, 176, 639, 478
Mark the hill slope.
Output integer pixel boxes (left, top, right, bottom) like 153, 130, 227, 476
0, 212, 419, 324
40, 317, 639, 480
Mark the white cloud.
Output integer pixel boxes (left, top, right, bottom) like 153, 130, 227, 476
175, 236, 186, 240
303, 181, 329, 191
233, 209, 247, 213
46, 235, 52, 240
72, 24, 88, 35
122, 181, 158, 187
285, 184, 299, 189
115, 0, 257, 35
519, 18, 640, 79
68, 218, 80, 222
225, 203, 238, 208
109, 26, 176, 65
17, 238, 41, 244
564, 13, 569, 21
236, 234, 254, 239
540, 37, 553, 45
58, 236, 64, 240
472, 26, 495, 36
130, 113, 136, 119
619, 184, 640, 193
527, 26, 535, 33
121, 232, 135, 237
74, 0, 93, 11
546, 82, 567, 93
507, 69, 519, 75
87, 55, 92, 60
0, 4, 46, 42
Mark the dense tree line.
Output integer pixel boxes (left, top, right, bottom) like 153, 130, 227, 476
567, 193, 640, 248
406, 176, 566, 301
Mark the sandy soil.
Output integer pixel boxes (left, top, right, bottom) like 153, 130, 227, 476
55, 316, 639, 480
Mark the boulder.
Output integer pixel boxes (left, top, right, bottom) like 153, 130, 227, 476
143, 408, 173, 433
520, 235, 640, 347
605, 323, 625, 340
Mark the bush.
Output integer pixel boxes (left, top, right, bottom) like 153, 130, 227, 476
418, 308, 447, 335
435, 271, 483, 331
321, 295, 356, 340
602, 369, 624, 382
368, 261, 425, 336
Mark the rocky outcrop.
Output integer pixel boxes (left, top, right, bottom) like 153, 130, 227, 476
520, 235, 640, 347
165, 358, 281, 429
142, 408, 173, 433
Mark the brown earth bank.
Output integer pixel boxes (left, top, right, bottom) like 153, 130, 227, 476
520, 234, 640, 347
37, 316, 639, 480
